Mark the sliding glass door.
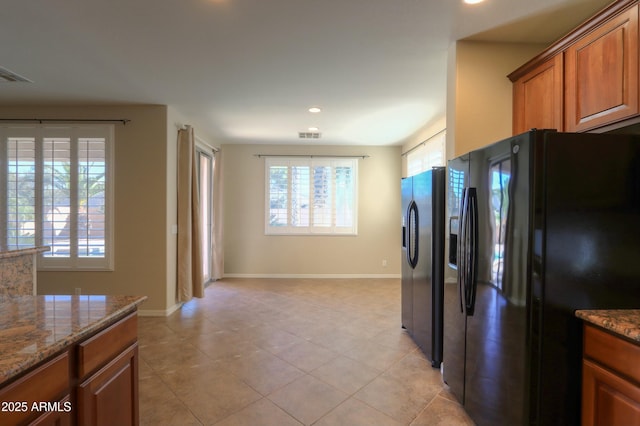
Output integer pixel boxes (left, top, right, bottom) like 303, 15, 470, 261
197, 149, 213, 283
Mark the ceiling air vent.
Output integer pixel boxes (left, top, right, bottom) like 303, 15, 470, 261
298, 132, 321, 139
0, 67, 32, 83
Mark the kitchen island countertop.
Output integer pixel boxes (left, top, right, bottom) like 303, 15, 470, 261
0, 246, 50, 259
0, 294, 147, 385
575, 309, 640, 342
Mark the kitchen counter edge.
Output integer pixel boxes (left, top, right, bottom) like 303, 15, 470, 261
0, 294, 147, 385
576, 309, 640, 342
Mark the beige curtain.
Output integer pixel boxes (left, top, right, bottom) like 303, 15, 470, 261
211, 151, 224, 280
177, 126, 204, 301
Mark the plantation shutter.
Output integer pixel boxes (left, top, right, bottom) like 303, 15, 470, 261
265, 157, 358, 235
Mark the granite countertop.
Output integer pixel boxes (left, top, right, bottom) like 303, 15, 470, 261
0, 294, 147, 385
0, 246, 50, 259
576, 309, 640, 343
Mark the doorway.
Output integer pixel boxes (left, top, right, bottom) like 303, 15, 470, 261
196, 148, 213, 283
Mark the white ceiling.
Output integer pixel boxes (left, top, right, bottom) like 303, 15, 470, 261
0, 0, 613, 146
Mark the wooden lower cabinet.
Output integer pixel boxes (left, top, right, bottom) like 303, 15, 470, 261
30, 395, 73, 426
0, 312, 139, 426
582, 324, 640, 426
0, 352, 70, 425
583, 359, 640, 425
77, 344, 139, 426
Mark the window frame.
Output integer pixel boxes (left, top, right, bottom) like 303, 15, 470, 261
406, 130, 446, 177
264, 156, 358, 236
0, 124, 114, 271
195, 144, 214, 283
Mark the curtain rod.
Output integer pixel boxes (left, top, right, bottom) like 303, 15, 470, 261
401, 128, 446, 157
176, 123, 220, 152
254, 154, 369, 159
0, 118, 131, 125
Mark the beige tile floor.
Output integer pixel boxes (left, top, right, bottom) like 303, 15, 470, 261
138, 278, 475, 426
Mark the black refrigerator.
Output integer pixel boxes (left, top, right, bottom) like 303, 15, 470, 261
444, 129, 640, 425
401, 167, 445, 368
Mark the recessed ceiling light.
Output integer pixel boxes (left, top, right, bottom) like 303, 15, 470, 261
308, 107, 322, 113
308, 126, 319, 132
463, 0, 484, 4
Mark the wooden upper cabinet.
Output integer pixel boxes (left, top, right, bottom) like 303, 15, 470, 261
512, 54, 564, 134
565, 4, 639, 131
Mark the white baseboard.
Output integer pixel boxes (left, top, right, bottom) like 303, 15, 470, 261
222, 273, 401, 279
138, 302, 182, 317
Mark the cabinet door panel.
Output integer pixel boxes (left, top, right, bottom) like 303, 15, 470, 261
77, 343, 139, 426
513, 54, 563, 134
0, 351, 69, 425
582, 359, 640, 426
30, 395, 72, 426
565, 5, 639, 131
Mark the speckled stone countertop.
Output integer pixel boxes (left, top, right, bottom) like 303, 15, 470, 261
0, 246, 50, 259
0, 294, 147, 386
576, 309, 640, 343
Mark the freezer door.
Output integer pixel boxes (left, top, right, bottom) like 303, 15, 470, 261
401, 177, 413, 332
411, 171, 433, 358
443, 154, 469, 403
431, 167, 446, 368
463, 135, 531, 426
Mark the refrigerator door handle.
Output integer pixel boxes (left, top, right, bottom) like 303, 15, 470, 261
457, 188, 468, 313
407, 201, 419, 269
465, 188, 479, 316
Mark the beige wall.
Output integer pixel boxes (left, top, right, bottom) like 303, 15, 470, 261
399, 41, 545, 173
0, 43, 551, 310
441, 41, 546, 283
0, 105, 173, 313
448, 40, 546, 157
222, 144, 402, 276
165, 107, 182, 314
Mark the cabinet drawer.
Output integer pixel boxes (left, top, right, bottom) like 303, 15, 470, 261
584, 324, 640, 384
0, 351, 69, 425
78, 312, 137, 379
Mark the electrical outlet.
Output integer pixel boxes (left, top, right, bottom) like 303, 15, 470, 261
74, 288, 81, 295
382, 259, 388, 267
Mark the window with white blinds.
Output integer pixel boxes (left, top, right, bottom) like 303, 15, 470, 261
265, 157, 358, 235
1, 125, 113, 270
406, 130, 446, 177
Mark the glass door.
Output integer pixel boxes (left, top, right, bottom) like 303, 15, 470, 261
196, 149, 213, 283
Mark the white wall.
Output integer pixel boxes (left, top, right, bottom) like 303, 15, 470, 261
222, 144, 402, 277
